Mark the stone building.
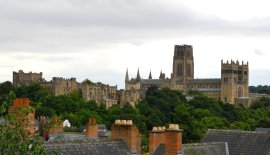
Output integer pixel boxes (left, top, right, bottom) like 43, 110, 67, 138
42, 77, 79, 96
125, 44, 250, 106
13, 70, 43, 86
80, 82, 118, 107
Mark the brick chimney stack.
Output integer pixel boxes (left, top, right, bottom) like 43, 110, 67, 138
111, 119, 142, 154
49, 116, 63, 135
164, 124, 183, 155
8, 98, 35, 137
149, 126, 166, 153
85, 118, 98, 138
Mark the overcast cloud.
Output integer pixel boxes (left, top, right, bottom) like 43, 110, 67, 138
1, 0, 270, 88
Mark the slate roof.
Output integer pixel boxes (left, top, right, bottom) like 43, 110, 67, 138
44, 132, 132, 155
194, 88, 221, 92
255, 128, 270, 133
141, 79, 162, 85
188, 78, 221, 84
151, 142, 228, 155
45, 140, 131, 155
182, 142, 229, 155
201, 129, 270, 155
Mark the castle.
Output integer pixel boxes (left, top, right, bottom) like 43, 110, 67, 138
12, 44, 250, 106
125, 44, 250, 106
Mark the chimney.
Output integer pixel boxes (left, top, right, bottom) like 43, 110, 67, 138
111, 119, 141, 154
85, 118, 98, 138
8, 98, 35, 137
49, 116, 63, 135
164, 124, 183, 155
149, 126, 166, 154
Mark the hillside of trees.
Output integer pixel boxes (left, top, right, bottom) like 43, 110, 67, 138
1, 81, 270, 149
249, 85, 270, 94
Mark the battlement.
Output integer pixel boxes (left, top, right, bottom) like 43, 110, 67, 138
175, 44, 193, 49
14, 70, 43, 75
221, 60, 248, 66
174, 44, 193, 58
13, 70, 43, 86
52, 77, 77, 81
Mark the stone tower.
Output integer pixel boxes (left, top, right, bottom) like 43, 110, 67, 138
171, 45, 194, 86
220, 60, 249, 104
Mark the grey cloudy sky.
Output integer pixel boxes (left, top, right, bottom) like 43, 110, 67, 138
1, 0, 270, 88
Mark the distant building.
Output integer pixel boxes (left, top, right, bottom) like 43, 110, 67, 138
80, 82, 118, 107
42, 77, 78, 96
125, 45, 250, 106
12, 44, 251, 107
63, 119, 71, 128
13, 70, 43, 86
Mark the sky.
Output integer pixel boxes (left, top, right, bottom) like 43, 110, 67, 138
1, 0, 270, 89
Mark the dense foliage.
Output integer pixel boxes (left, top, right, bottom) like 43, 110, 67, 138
249, 85, 270, 94
0, 91, 48, 154
1, 82, 270, 151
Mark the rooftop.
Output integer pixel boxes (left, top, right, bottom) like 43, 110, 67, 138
201, 129, 270, 155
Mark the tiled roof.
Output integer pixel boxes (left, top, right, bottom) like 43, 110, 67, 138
201, 129, 270, 155
188, 78, 221, 84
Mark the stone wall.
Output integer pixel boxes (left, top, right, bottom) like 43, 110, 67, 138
13, 70, 43, 86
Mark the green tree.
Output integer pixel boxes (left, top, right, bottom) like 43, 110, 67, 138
0, 92, 48, 154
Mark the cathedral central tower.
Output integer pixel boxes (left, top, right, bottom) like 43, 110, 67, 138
172, 45, 194, 84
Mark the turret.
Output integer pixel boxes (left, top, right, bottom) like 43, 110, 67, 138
125, 68, 129, 82
149, 70, 152, 79
136, 68, 141, 82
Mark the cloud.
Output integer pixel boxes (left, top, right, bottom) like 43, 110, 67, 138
254, 49, 265, 56
1, 0, 270, 54
0, 0, 270, 86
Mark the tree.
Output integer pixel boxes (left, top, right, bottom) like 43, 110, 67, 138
0, 92, 48, 154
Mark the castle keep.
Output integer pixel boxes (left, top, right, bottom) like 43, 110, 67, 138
125, 45, 250, 106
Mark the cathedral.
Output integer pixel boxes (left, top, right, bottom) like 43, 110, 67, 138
125, 45, 250, 106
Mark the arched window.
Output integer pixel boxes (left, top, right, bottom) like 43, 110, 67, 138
238, 87, 242, 97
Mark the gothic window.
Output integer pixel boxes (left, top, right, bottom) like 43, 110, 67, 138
180, 51, 184, 57
238, 87, 242, 97
187, 51, 190, 57
187, 64, 191, 77
177, 63, 183, 76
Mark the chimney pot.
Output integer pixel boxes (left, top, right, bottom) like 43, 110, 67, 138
121, 120, 127, 124
126, 120, 133, 125
115, 119, 121, 124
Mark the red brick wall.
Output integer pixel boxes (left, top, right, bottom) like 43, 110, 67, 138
111, 122, 141, 154
9, 98, 35, 137
49, 117, 63, 135
149, 131, 165, 153
86, 118, 98, 137
164, 130, 182, 155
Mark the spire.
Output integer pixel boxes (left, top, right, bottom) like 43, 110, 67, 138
149, 70, 152, 79
159, 70, 163, 79
125, 68, 129, 82
136, 68, 141, 81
